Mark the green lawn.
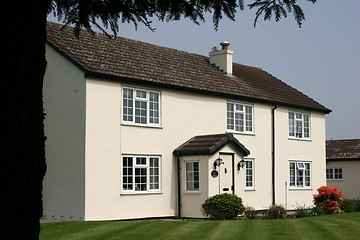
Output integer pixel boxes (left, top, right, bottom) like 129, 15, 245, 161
40, 212, 360, 240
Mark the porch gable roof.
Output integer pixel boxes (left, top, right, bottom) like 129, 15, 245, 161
173, 133, 250, 157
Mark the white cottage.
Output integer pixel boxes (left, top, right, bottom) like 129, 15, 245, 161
43, 21, 331, 221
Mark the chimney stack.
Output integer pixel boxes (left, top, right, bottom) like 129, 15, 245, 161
209, 41, 233, 75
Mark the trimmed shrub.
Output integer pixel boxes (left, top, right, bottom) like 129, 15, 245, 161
295, 204, 312, 218
340, 199, 356, 213
202, 193, 245, 220
264, 204, 287, 219
244, 206, 259, 220
313, 186, 343, 214
310, 205, 326, 216
354, 199, 360, 212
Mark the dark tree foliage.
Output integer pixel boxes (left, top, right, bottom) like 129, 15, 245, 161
4, 0, 315, 239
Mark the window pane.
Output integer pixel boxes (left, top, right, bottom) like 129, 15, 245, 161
136, 90, 147, 99
149, 92, 159, 124
235, 112, 244, 132
135, 101, 147, 124
305, 163, 310, 187
245, 160, 253, 187
122, 157, 133, 190
236, 104, 243, 111
304, 114, 310, 138
186, 162, 199, 191
338, 169, 343, 179
227, 103, 234, 130
334, 168, 342, 179
135, 168, 147, 191
289, 112, 295, 137
295, 119, 303, 138
136, 157, 146, 165
290, 161, 311, 188
326, 169, 331, 179
123, 88, 133, 122
289, 162, 296, 186
296, 169, 304, 187
245, 106, 253, 132
150, 157, 160, 190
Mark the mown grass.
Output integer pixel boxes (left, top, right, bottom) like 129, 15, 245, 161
40, 212, 360, 240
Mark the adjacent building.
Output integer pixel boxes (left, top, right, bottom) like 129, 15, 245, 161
326, 139, 360, 199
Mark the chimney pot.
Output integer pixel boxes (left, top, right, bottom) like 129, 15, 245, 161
220, 41, 230, 50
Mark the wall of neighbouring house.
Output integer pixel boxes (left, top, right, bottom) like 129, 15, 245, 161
43, 45, 86, 221
327, 160, 360, 199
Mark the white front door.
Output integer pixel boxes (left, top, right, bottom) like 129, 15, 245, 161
219, 154, 234, 194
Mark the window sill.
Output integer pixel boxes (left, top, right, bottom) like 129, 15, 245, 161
227, 130, 255, 136
121, 122, 163, 129
183, 191, 201, 194
289, 188, 312, 191
244, 188, 256, 191
288, 137, 311, 142
121, 191, 162, 195
327, 179, 343, 181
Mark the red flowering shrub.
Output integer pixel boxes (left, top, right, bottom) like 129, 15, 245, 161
313, 186, 343, 214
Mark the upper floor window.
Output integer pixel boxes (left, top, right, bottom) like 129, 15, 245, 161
122, 87, 160, 126
289, 111, 310, 139
326, 168, 343, 180
227, 102, 253, 134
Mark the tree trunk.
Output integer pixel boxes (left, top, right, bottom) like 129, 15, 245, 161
3, 1, 50, 239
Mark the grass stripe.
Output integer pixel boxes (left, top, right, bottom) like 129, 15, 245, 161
40, 213, 360, 240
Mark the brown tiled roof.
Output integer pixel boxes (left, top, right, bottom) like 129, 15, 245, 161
173, 133, 250, 156
46, 21, 331, 113
326, 139, 360, 161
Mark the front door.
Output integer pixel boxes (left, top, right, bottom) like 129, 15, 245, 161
219, 153, 234, 194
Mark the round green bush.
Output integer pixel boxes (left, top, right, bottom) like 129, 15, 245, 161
340, 199, 356, 213
201, 193, 245, 220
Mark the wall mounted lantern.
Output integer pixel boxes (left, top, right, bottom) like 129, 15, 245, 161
214, 157, 223, 168
237, 159, 246, 170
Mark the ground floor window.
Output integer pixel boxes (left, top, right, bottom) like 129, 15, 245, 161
289, 161, 311, 189
326, 168, 343, 180
185, 161, 199, 192
122, 155, 161, 193
244, 159, 254, 189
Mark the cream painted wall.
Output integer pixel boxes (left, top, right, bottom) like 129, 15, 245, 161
43, 45, 86, 221
274, 107, 326, 209
327, 161, 360, 199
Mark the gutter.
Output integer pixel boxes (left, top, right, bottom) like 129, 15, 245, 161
271, 104, 277, 205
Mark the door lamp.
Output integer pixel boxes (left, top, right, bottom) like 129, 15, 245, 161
237, 159, 246, 170
214, 157, 223, 168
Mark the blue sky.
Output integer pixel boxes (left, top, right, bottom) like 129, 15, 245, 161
47, 0, 360, 140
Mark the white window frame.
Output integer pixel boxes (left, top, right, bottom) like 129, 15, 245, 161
122, 87, 161, 127
121, 155, 161, 194
227, 101, 254, 134
185, 161, 200, 192
288, 111, 310, 140
244, 158, 255, 190
326, 168, 343, 180
289, 161, 311, 189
